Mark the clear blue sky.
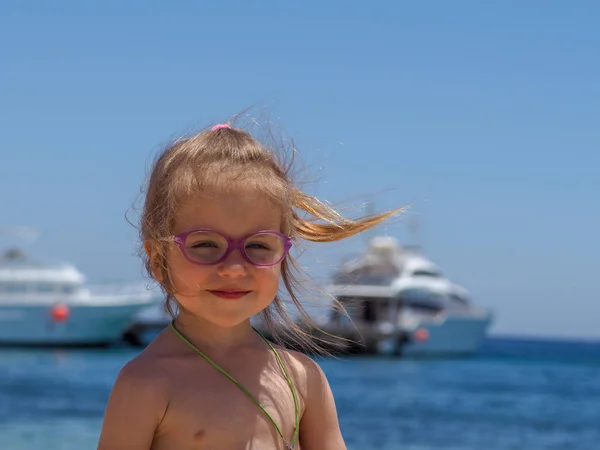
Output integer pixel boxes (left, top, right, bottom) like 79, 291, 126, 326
1, 1, 598, 339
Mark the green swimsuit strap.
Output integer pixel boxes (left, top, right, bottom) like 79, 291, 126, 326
169, 321, 300, 449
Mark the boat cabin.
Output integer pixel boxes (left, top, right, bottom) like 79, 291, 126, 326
326, 238, 471, 328
0, 248, 84, 296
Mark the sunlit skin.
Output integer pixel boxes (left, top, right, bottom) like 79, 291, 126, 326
162, 190, 284, 352
97, 189, 347, 450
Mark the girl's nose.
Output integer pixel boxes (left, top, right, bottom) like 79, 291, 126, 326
216, 249, 248, 277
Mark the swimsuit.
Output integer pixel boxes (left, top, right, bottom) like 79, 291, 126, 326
169, 321, 300, 449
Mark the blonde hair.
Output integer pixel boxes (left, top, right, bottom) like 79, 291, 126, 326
139, 120, 403, 354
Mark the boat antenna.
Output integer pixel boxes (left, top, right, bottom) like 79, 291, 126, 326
407, 215, 421, 250
363, 196, 376, 246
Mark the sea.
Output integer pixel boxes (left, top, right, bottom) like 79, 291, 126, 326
1, 337, 599, 450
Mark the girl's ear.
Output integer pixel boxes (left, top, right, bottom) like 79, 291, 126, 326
144, 240, 164, 282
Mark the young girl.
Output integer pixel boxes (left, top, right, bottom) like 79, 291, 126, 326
97, 122, 399, 450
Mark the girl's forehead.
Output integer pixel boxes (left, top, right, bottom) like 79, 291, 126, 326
173, 190, 283, 235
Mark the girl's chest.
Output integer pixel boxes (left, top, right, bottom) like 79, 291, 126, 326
154, 372, 301, 450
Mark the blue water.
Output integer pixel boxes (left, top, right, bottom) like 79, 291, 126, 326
1, 338, 599, 449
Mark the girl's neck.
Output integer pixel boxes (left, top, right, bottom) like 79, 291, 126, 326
171, 312, 263, 356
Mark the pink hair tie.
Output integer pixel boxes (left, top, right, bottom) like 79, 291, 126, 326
211, 124, 231, 131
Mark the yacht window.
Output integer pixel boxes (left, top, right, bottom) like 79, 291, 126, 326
449, 294, 468, 305
400, 288, 438, 301
61, 284, 76, 294
407, 302, 443, 313
4, 283, 28, 293
398, 288, 445, 311
411, 270, 441, 277
37, 283, 57, 293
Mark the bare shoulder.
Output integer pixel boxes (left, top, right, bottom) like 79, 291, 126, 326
273, 347, 330, 398
123, 335, 172, 372
115, 334, 174, 393
97, 333, 172, 449
273, 347, 347, 449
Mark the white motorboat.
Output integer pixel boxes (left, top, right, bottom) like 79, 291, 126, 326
324, 236, 493, 356
0, 245, 158, 346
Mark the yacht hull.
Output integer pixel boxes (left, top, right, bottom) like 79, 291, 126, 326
0, 301, 152, 346
400, 312, 492, 357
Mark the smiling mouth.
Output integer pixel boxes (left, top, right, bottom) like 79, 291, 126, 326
208, 290, 252, 300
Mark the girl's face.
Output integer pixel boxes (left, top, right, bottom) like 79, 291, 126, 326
164, 190, 284, 328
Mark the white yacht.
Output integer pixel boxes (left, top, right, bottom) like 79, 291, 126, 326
0, 246, 158, 346
324, 237, 493, 357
